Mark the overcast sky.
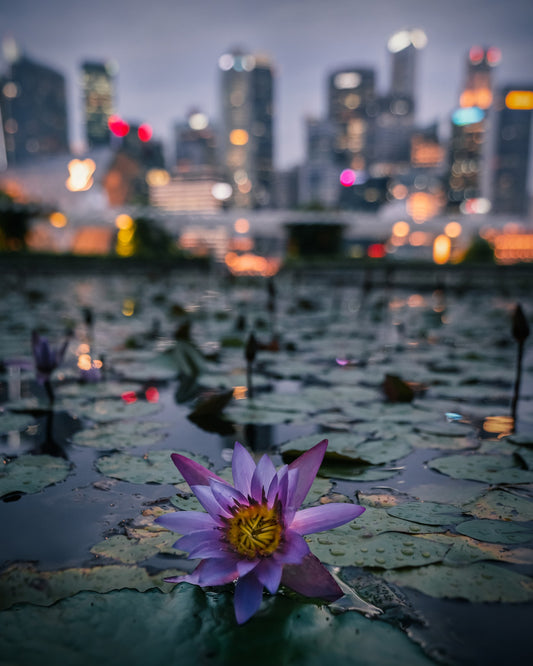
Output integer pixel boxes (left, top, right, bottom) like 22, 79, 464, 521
1, 0, 533, 168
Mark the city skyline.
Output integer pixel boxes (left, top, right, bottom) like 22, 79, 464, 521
1, 0, 533, 170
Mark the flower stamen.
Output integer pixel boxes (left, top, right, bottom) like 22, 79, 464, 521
224, 503, 282, 558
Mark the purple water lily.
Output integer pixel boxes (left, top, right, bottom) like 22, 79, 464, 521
155, 439, 365, 624
31, 331, 69, 384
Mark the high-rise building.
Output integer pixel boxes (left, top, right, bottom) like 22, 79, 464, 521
219, 48, 274, 208
81, 61, 115, 148
174, 110, 217, 176
387, 28, 427, 107
0, 52, 69, 164
491, 86, 533, 216
327, 67, 376, 171
298, 117, 339, 208
446, 46, 500, 211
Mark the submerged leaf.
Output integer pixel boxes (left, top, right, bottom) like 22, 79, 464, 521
0, 454, 71, 497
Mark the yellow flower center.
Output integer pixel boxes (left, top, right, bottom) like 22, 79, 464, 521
224, 502, 282, 559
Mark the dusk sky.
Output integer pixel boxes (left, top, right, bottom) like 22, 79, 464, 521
2, 0, 533, 168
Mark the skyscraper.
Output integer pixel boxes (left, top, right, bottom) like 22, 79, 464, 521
174, 110, 217, 176
327, 67, 376, 171
219, 48, 274, 208
446, 46, 500, 210
0, 52, 69, 164
387, 28, 427, 106
491, 86, 533, 216
81, 61, 115, 148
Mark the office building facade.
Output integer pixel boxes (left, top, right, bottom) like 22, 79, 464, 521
81, 61, 114, 148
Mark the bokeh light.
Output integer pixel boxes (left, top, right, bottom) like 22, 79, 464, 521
230, 129, 249, 146
445, 222, 462, 238
234, 218, 250, 234
49, 211, 67, 228
340, 169, 356, 187
137, 124, 152, 142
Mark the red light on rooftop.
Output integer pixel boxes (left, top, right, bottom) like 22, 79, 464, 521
367, 243, 385, 259
108, 115, 130, 137
469, 46, 484, 64
487, 47, 501, 66
138, 123, 153, 142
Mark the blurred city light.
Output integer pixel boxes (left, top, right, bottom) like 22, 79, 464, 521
49, 211, 67, 228
505, 90, 533, 110
137, 123, 152, 142
234, 218, 250, 234
115, 214, 134, 229
433, 234, 451, 264
392, 221, 410, 237
211, 183, 233, 200
444, 221, 462, 238
66, 158, 95, 192
146, 169, 170, 187
452, 107, 484, 126
108, 115, 129, 137
339, 169, 356, 187
229, 129, 249, 146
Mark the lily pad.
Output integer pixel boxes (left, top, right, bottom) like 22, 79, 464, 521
71, 421, 167, 450
74, 399, 162, 424
428, 454, 533, 484
461, 489, 533, 522
0, 585, 436, 666
307, 530, 449, 569
0, 454, 71, 497
386, 501, 465, 526
383, 562, 533, 603
96, 449, 212, 485
90, 532, 181, 563
506, 432, 533, 448
0, 564, 183, 611
0, 411, 36, 435
56, 381, 143, 400
455, 519, 533, 545
224, 403, 307, 425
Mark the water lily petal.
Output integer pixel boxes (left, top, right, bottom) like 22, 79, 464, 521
209, 478, 248, 513
234, 573, 264, 624
254, 558, 282, 594
250, 454, 277, 501
191, 484, 230, 519
287, 439, 328, 508
274, 528, 310, 564
171, 452, 226, 488
155, 510, 217, 533
290, 503, 366, 535
195, 558, 241, 586
266, 473, 279, 507
232, 441, 256, 496
174, 530, 226, 558
281, 553, 343, 602
236, 559, 259, 577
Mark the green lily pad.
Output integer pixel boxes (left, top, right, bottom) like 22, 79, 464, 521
96, 449, 211, 485
281, 432, 410, 465
461, 489, 533, 522
383, 562, 533, 603
0, 411, 35, 435
56, 381, 143, 400
415, 421, 473, 437
224, 403, 307, 425
318, 464, 400, 482
0, 454, 71, 497
71, 421, 167, 450
74, 399, 162, 424
423, 533, 533, 565
428, 454, 533, 484
0, 564, 183, 611
386, 501, 465, 526
307, 529, 449, 569
455, 519, 533, 545
0, 585, 437, 666
515, 447, 533, 470
506, 432, 533, 448
90, 532, 181, 563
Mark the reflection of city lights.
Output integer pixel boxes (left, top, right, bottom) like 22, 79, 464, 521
445, 221, 462, 238
392, 221, 410, 237
340, 169, 356, 187
115, 214, 134, 229
211, 182, 232, 200
230, 129, 249, 146
78, 343, 91, 355
121, 391, 137, 404
66, 158, 96, 192
138, 124, 152, 142
145, 387, 159, 403
122, 299, 135, 316
482, 415, 514, 438
233, 386, 247, 400
146, 169, 170, 187
225, 252, 281, 277
407, 294, 425, 308
410, 231, 431, 246
49, 211, 67, 228
433, 234, 451, 264
367, 243, 385, 258
77, 354, 92, 371
234, 218, 250, 234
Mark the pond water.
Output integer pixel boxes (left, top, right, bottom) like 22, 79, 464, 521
0, 266, 532, 666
